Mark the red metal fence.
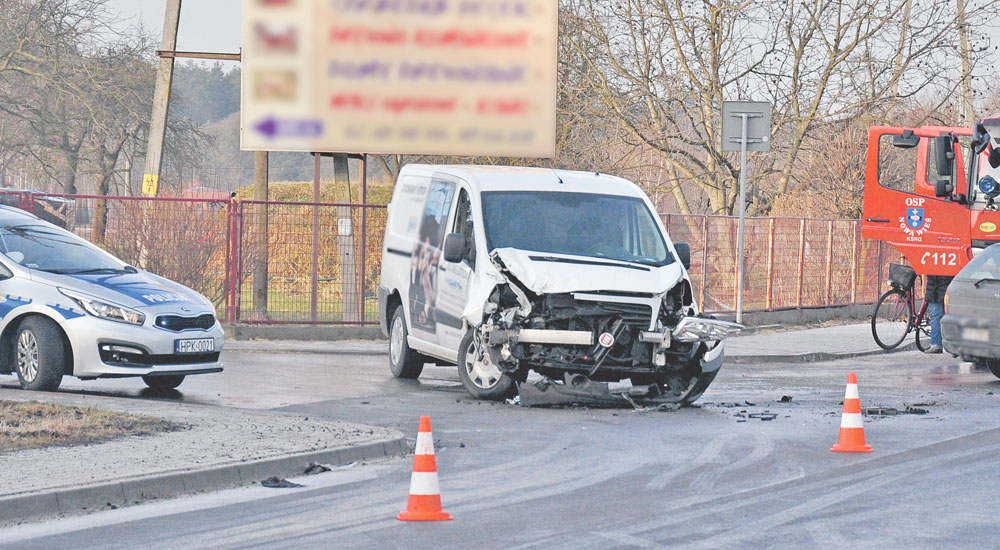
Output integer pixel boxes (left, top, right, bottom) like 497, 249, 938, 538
2, 191, 903, 325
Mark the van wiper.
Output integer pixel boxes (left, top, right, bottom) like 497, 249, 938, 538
974, 277, 1000, 288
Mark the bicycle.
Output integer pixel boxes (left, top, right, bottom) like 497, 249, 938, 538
871, 263, 932, 351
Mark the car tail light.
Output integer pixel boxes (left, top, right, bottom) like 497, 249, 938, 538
944, 292, 949, 314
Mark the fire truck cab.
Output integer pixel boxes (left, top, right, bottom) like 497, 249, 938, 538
861, 119, 1000, 275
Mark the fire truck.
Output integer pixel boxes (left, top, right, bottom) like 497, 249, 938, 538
861, 117, 1000, 275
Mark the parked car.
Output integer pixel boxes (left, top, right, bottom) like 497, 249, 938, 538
378, 165, 741, 406
0, 205, 223, 391
942, 243, 1000, 377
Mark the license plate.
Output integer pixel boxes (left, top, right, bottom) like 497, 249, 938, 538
175, 338, 215, 354
963, 328, 990, 342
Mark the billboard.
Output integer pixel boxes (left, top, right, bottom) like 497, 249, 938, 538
240, 0, 558, 157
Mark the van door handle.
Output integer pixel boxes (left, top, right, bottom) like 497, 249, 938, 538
865, 218, 890, 223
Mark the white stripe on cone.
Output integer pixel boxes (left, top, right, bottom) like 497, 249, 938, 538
415, 432, 435, 455
408, 471, 442, 496
840, 412, 864, 429
844, 384, 859, 399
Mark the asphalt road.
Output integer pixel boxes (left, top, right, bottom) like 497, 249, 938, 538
2, 349, 999, 549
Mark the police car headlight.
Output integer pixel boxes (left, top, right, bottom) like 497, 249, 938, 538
58, 288, 146, 326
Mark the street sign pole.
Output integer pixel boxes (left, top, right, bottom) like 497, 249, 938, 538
721, 101, 771, 325
736, 114, 748, 324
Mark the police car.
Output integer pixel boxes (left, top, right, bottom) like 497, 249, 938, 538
0, 205, 223, 391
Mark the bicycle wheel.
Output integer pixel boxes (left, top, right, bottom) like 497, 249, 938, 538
872, 288, 912, 350
914, 309, 932, 352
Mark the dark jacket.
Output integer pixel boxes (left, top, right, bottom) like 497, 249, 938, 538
925, 275, 953, 303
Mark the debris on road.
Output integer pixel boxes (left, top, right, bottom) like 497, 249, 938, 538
779, 395, 794, 403
516, 374, 689, 409
303, 462, 332, 475
261, 476, 304, 488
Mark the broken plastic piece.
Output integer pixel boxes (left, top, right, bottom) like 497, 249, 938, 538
261, 476, 304, 488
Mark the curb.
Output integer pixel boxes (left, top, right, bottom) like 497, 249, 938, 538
727, 342, 917, 365
0, 436, 407, 526
226, 346, 389, 356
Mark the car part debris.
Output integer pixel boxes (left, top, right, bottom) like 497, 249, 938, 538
517, 373, 665, 408
866, 407, 899, 415
904, 406, 928, 414
304, 462, 332, 475
779, 395, 793, 403
261, 476, 304, 488
748, 412, 778, 421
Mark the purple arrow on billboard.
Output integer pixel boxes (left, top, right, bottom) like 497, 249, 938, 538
254, 116, 323, 139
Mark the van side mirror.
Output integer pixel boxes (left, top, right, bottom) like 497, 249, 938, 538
443, 233, 466, 263
989, 148, 1000, 169
935, 179, 953, 198
892, 130, 920, 149
935, 133, 955, 178
674, 242, 692, 270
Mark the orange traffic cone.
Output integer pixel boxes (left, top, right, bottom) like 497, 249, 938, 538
397, 416, 453, 521
831, 372, 873, 453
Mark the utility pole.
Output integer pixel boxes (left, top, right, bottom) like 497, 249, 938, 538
956, 0, 975, 126
252, 152, 268, 317
142, 0, 182, 197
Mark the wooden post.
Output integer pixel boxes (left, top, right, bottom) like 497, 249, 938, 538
851, 221, 861, 304
311, 153, 320, 323
141, 0, 182, 197
765, 218, 775, 310
796, 219, 806, 308
252, 151, 268, 318
825, 220, 834, 305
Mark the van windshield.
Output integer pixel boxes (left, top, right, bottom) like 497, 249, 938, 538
481, 191, 673, 266
0, 223, 124, 273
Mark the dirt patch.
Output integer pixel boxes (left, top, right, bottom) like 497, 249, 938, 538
0, 400, 181, 453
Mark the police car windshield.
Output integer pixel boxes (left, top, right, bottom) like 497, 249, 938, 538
481, 191, 673, 267
0, 224, 124, 274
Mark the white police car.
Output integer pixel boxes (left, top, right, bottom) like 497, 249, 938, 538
0, 205, 223, 391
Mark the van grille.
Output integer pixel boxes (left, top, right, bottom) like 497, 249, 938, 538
599, 302, 653, 328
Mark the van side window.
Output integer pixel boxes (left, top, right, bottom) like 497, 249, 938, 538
453, 189, 476, 266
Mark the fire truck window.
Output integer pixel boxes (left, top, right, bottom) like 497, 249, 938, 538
878, 134, 920, 193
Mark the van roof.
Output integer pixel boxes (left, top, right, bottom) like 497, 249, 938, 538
397, 164, 647, 199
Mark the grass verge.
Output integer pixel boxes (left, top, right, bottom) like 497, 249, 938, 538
0, 400, 180, 453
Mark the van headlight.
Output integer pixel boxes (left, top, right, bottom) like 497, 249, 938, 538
58, 288, 146, 325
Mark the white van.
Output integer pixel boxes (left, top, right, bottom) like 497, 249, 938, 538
378, 165, 741, 405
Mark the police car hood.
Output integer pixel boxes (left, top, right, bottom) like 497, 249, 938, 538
31, 269, 210, 310
491, 248, 684, 295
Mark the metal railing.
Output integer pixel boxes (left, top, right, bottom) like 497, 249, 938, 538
2, 191, 901, 324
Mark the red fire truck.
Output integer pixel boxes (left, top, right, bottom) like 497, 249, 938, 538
861, 118, 1000, 275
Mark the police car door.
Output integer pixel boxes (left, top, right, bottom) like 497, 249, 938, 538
435, 186, 476, 352
861, 127, 972, 275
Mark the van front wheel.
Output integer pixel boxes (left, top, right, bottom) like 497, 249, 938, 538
457, 330, 516, 400
389, 307, 424, 379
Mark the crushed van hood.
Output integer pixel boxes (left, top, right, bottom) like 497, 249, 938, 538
491, 247, 684, 295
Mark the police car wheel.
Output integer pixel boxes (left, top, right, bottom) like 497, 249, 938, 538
389, 307, 424, 379
14, 317, 64, 392
142, 375, 185, 390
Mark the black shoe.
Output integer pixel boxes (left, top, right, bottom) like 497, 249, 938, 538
924, 346, 943, 354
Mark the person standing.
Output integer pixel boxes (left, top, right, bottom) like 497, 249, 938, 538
924, 274, 953, 354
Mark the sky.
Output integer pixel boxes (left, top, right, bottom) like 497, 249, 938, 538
106, 0, 242, 59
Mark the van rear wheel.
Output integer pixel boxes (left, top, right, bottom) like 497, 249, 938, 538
389, 307, 425, 379
14, 317, 65, 392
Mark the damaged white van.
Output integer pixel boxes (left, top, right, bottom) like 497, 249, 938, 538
378, 165, 741, 406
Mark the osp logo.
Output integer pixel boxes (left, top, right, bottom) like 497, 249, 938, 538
900, 199, 931, 239
980, 222, 998, 233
